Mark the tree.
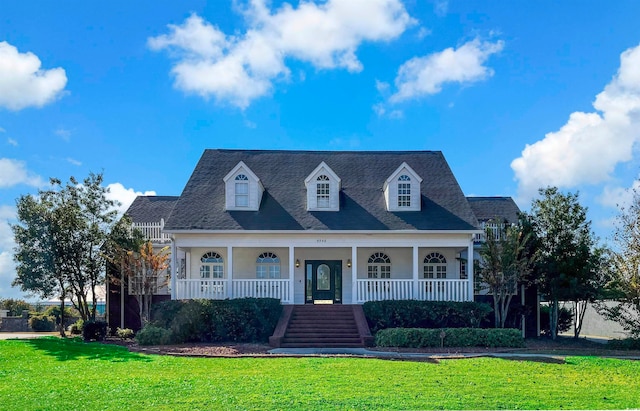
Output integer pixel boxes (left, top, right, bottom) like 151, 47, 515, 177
105, 219, 169, 327
12, 172, 118, 329
477, 217, 535, 328
528, 187, 599, 339
597, 188, 640, 337
0, 298, 33, 316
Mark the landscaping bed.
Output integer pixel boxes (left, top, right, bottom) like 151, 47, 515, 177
103, 335, 640, 358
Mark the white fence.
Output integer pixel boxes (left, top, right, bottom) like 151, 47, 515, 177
356, 279, 469, 303
132, 219, 171, 243
175, 279, 291, 302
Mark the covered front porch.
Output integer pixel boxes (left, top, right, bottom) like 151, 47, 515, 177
169, 233, 476, 304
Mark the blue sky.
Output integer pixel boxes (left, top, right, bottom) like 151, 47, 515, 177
2, 0, 640, 299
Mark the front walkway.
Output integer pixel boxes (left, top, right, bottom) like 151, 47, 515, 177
0, 332, 58, 340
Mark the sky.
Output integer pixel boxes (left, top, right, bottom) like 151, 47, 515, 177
2, 0, 640, 300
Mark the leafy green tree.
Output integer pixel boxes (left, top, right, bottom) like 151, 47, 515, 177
477, 217, 535, 328
528, 187, 599, 339
12, 172, 118, 328
597, 188, 640, 337
0, 298, 33, 316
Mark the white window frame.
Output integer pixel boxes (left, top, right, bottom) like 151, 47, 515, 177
256, 252, 281, 279
316, 175, 330, 208
235, 174, 249, 207
367, 252, 391, 279
423, 252, 447, 279
200, 251, 224, 279
397, 175, 411, 208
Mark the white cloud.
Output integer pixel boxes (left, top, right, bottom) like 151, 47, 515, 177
0, 205, 20, 299
66, 157, 82, 166
389, 38, 504, 103
149, 0, 414, 108
7, 138, 18, 147
55, 128, 71, 141
0, 158, 44, 188
433, 0, 448, 17
598, 180, 640, 210
0, 127, 5, 132
106, 183, 156, 215
512, 43, 640, 201
0, 41, 67, 111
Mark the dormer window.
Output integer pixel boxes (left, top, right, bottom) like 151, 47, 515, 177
397, 175, 411, 207
383, 162, 422, 212
223, 161, 264, 211
305, 162, 341, 211
317, 175, 330, 208
235, 174, 249, 207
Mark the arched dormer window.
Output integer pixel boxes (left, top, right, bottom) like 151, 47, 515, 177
367, 252, 391, 279
235, 174, 249, 207
200, 252, 224, 279
316, 175, 330, 208
397, 175, 411, 207
423, 252, 446, 279
256, 252, 281, 279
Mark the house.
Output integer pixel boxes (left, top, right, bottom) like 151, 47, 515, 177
107, 149, 536, 337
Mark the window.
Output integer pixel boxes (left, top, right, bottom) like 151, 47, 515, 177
423, 252, 447, 279
367, 252, 391, 279
200, 252, 224, 279
397, 175, 411, 207
316, 175, 330, 208
235, 174, 249, 207
256, 252, 280, 279
459, 258, 467, 280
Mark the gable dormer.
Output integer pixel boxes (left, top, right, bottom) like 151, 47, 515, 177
305, 161, 341, 211
383, 162, 423, 212
223, 161, 264, 211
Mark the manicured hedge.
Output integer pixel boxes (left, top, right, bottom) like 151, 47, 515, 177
375, 327, 525, 348
607, 338, 640, 350
139, 298, 283, 345
363, 300, 492, 333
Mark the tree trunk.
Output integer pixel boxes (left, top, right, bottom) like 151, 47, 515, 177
493, 294, 500, 328
58, 296, 66, 338
573, 300, 587, 339
550, 299, 559, 340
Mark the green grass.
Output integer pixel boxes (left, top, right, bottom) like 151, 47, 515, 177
1, 338, 639, 410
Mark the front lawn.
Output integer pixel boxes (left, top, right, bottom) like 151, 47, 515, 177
1, 337, 639, 410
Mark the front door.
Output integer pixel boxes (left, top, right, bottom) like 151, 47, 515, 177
305, 260, 342, 304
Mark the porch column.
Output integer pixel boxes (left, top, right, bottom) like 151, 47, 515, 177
289, 246, 295, 304
351, 246, 358, 304
170, 238, 176, 300
467, 239, 474, 301
227, 246, 233, 299
412, 246, 419, 300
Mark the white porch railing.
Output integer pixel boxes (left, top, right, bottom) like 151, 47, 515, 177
233, 279, 290, 300
175, 279, 291, 302
175, 279, 228, 300
356, 279, 414, 302
417, 279, 469, 301
356, 279, 469, 303
132, 219, 171, 244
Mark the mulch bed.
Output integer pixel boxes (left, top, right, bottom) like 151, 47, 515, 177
103, 336, 640, 358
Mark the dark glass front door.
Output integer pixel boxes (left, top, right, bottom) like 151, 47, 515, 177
305, 260, 342, 304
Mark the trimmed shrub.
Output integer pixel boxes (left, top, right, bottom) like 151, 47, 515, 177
83, 320, 108, 341
363, 300, 493, 333
607, 338, 640, 350
68, 319, 84, 335
28, 314, 56, 332
136, 325, 171, 346
116, 327, 135, 340
539, 305, 572, 335
43, 305, 80, 327
375, 327, 525, 348
150, 298, 283, 344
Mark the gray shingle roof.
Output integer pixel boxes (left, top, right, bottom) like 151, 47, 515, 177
466, 197, 520, 224
164, 149, 480, 231
126, 196, 179, 223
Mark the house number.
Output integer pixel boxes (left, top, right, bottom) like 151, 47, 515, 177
316, 239, 327, 243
